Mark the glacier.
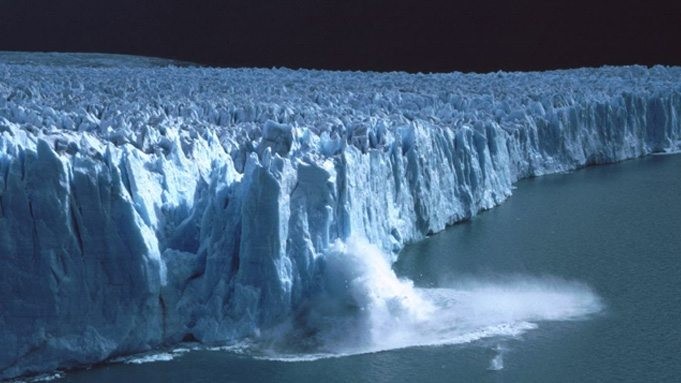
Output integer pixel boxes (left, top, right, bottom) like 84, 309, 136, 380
0, 52, 680, 379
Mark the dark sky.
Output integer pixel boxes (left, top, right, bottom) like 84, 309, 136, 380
1, 0, 679, 73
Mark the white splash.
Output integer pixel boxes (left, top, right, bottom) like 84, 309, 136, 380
488, 344, 505, 371
258, 237, 603, 360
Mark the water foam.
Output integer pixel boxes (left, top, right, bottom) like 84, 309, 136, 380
488, 344, 505, 371
8, 372, 64, 383
251, 237, 603, 360
110, 352, 177, 365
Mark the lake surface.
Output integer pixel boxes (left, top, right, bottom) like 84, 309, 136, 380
57, 154, 681, 383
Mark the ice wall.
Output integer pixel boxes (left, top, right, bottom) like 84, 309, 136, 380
1, 55, 680, 378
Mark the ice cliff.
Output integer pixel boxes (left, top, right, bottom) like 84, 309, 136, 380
0, 53, 679, 379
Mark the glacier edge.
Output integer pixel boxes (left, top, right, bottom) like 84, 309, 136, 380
0, 56, 680, 379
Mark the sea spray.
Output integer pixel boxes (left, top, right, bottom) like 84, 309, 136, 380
488, 344, 505, 371
255, 237, 604, 360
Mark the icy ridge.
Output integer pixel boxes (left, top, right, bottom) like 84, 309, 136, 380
1, 56, 680, 378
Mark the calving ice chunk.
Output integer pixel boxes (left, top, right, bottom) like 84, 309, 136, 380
0, 52, 680, 379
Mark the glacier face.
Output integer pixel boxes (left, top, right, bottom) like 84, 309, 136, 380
0, 53, 680, 378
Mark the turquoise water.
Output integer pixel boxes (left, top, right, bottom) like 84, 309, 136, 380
58, 154, 681, 383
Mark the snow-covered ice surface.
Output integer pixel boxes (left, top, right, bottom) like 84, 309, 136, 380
0, 51, 196, 68
0, 52, 679, 379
